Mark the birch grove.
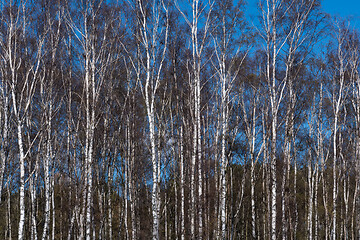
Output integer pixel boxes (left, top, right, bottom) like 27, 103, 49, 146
0, 0, 360, 239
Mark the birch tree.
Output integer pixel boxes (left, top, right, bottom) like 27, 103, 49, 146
258, 1, 288, 238
66, 0, 112, 238
349, 29, 360, 239
175, 0, 213, 237
0, 1, 359, 239
39, 2, 63, 239
328, 21, 350, 240
280, 1, 323, 237
0, 1, 10, 208
0, 1, 45, 239
121, 0, 169, 238
211, 1, 248, 238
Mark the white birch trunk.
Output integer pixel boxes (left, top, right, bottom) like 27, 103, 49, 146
0, 84, 8, 203
135, 1, 168, 238
332, 117, 338, 240
30, 174, 38, 240
308, 151, 313, 240
124, 140, 129, 240
16, 112, 25, 240
108, 147, 115, 240
51, 167, 55, 240
42, 98, 53, 240
6, 6, 26, 239
219, 99, 228, 240
7, 185, 12, 240
332, 29, 346, 239
190, 4, 199, 238
130, 139, 136, 240
261, 2, 281, 238
180, 126, 185, 240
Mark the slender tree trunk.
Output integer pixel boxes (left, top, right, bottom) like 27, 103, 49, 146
124, 128, 129, 240
0, 84, 8, 203
308, 150, 313, 240
7, 185, 11, 240
12, 79, 26, 240
30, 174, 38, 240
52, 166, 55, 240
42, 99, 53, 240
314, 162, 319, 240
219, 69, 228, 239
180, 126, 185, 240
332, 116, 338, 240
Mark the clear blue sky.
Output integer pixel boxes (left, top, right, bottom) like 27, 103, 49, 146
322, 0, 360, 29
322, 0, 360, 18
246, 0, 360, 30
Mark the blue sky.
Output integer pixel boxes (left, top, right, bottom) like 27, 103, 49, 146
246, 0, 360, 30
322, 0, 360, 18
322, 0, 360, 29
